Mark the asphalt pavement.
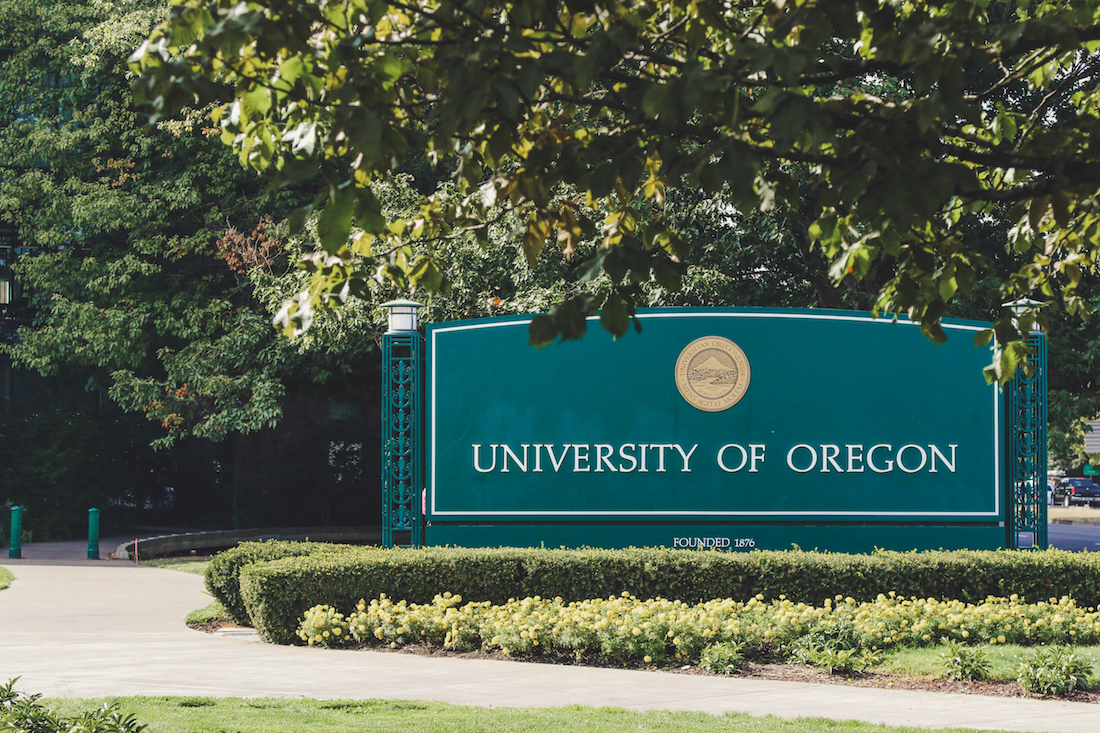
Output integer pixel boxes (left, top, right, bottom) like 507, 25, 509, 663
3, 539, 1100, 732
1047, 522, 1100, 552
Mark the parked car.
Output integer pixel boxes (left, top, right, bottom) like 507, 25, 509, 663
1052, 477, 1100, 507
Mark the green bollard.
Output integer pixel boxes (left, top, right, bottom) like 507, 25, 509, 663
87, 507, 100, 560
8, 506, 21, 559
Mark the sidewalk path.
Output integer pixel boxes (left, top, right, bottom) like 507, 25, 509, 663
1, 555, 1099, 732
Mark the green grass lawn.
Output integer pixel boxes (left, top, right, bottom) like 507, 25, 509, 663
141, 557, 212, 576
40, 697, 1038, 733
185, 600, 232, 625
877, 643, 1100, 685
0, 566, 13, 590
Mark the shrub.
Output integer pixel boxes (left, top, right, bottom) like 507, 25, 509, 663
234, 544, 1100, 644
239, 547, 528, 642
937, 639, 991, 681
1016, 646, 1094, 696
793, 646, 879, 675
788, 618, 878, 674
699, 642, 744, 674
204, 540, 355, 625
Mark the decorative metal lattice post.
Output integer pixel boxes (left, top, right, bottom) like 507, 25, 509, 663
381, 300, 424, 548
1004, 299, 1048, 550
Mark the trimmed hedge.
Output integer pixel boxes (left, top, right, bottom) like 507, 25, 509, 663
204, 540, 357, 624
229, 545, 1100, 644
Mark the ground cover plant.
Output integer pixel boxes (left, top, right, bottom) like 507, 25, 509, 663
0, 567, 12, 591
1015, 646, 1094, 696
937, 639, 992, 681
36, 693, 1039, 733
301, 592, 1100, 657
293, 591, 1100, 696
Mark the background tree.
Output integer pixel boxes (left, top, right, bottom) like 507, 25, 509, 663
0, 0, 384, 536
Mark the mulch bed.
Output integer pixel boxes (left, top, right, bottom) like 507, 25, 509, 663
187, 622, 1099, 703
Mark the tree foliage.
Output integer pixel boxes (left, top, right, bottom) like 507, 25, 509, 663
0, 0, 378, 446
131, 0, 1100, 380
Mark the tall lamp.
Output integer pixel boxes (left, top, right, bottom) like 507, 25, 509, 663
381, 299, 425, 548
1002, 297, 1048, 550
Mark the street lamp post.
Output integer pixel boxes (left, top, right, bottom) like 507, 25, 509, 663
1003, 298, 1048, 550
381, 300, 425, 549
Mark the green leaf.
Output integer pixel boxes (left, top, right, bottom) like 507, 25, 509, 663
599, 291, 631, 339
353, 187, 387, 234
408, 256, 444, 293
279, 56, 305, 87
577, 251, 609, 282
528, 315, 558, 348
240, 85, 272, 122
317, 187, 355, 253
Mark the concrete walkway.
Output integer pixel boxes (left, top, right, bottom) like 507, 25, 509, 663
1, 550, 1100, 732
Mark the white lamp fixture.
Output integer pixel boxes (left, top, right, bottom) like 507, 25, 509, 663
1003, 297, 1045, 318
1003, 297, 1046, 334
381, 299, 424, 333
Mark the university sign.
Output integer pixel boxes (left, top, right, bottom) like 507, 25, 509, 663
382, 307, 1047, 552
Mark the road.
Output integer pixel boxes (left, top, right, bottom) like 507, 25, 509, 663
1048, 522, 1100, 552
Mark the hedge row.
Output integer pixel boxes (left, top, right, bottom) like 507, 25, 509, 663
221, 544, 1100, 644
205, 540, 357, 624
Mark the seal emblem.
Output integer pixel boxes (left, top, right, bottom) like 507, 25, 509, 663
675, 336, 750, 412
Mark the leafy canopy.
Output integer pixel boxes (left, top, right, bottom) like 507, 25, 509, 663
132, 0, 1100, 381
0, 0, 372, 446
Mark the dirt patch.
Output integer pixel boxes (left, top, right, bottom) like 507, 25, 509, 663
1048, 506, 1100, 524
188, 623, 1099, 702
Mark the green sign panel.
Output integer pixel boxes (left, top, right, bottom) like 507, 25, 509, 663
1085, 465, 1098, 476
425, 308, 1005, 551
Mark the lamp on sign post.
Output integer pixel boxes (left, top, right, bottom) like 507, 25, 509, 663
381, 299, 423, 333
1003, 297, 1046, 332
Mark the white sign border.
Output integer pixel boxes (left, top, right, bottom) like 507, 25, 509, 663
428, 311, 1001, 519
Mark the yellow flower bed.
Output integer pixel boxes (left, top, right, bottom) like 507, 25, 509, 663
298, 591, 1100, 664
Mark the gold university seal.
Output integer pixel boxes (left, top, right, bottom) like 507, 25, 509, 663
675, 336, 750, 412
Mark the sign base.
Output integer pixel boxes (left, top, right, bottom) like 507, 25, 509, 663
426, 523, 1006, 553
